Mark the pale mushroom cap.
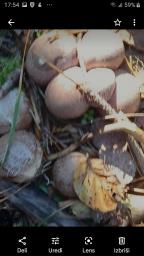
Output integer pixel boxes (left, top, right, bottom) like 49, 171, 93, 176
53, 152, 86, 198
109, 71, 140, 113
86, 68, 116, 107
26, 32, 78, 87
45, 67, 89, 119
80, 30, 125, 70
0, 130, 43, 183
0, 88, 32, 135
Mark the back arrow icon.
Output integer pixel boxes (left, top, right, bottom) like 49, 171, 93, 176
8, 19, 15, 26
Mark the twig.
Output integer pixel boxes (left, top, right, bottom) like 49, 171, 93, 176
130, 176, 144, 184
47, 132, 93, 161
29, 91, 41, 130
104, 112, 144, 120
128, 187, 144, 196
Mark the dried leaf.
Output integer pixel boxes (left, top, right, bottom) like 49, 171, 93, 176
73, 158, 125, 213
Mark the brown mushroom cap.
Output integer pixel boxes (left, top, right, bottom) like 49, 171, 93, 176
25, 32, 78, 87
109, 71, 140, 113
85, 68, 116, 107
93, 131, 127, 153
80, 30, 125, 71
45, 67, 89, 119
53, 152, 87, 198
93, 131, 135, 185
99, 150, 136, 186
0, 130, 43, 183
0, 88, 32, 135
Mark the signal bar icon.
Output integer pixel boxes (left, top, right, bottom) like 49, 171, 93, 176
118, 3, 123, 7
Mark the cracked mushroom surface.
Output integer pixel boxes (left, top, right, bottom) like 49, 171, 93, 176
0, 88, 32, 135
80, 30, 125, 70
45, 67, 89, 119
25, 32, 78, 87
0, 130, 43, 183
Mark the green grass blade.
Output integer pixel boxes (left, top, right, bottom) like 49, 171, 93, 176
1, 90, 21, 164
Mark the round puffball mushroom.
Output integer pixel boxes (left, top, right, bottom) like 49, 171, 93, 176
85, 68, 116, 107
25, 32, 78, 87
0, 130, 43, 183
45, 67, 89, 119
80, 30, 125, 71
53, 152, 87, 198
0, 88, 32, 135
109, 71, 140, 113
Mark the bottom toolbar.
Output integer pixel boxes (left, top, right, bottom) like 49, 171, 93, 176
0, 227, 143, 255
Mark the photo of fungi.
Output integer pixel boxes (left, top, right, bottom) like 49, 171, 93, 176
0, 29, 144, 227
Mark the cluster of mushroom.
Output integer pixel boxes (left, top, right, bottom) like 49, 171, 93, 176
26, 30, 141, 119
0, 88, 43, 183
52, 126, 137, 213
24, 30, 142, 213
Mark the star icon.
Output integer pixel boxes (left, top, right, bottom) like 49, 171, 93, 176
114, 18, 122, 26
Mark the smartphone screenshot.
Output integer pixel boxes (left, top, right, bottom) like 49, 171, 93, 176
0, 0, 144, 255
